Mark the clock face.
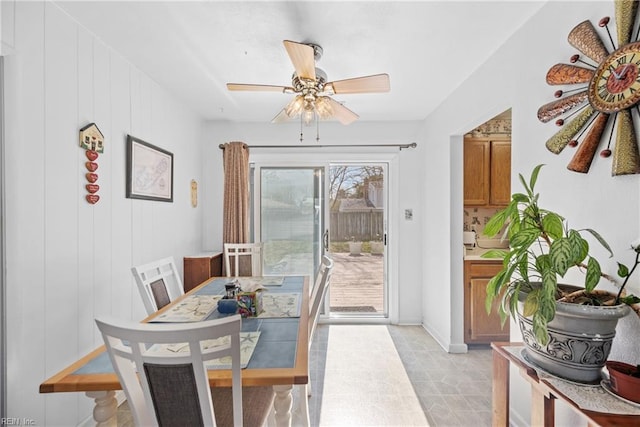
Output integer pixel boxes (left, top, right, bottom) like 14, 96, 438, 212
589, 41, 640, 113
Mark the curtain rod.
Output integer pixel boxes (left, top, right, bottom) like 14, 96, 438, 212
218, 142, 417, 151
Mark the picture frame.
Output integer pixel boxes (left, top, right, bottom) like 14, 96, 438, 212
126, 135, 173, 202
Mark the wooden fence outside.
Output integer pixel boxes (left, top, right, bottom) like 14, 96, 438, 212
330, 211, 383, 242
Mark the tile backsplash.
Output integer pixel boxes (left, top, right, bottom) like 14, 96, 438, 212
463, 207, 501, 236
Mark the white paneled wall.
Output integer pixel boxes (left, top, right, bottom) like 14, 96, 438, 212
3, 2, 204, 424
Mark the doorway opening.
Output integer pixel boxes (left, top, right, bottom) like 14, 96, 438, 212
461, 108, 511, 345
327, 164, 387, 318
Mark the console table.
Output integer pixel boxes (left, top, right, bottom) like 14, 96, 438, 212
492, 342, 640, 426
183, 251, 223, 292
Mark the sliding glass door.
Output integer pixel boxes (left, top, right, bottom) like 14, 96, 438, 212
252, 161, 389, 321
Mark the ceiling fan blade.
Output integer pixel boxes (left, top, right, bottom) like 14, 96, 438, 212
226, 83, 293, 93
283, 40, 316, 80
326, 97, 359, 125
326, 74, 390, 94
545, 63, 593, 85
271, 108, 293, 124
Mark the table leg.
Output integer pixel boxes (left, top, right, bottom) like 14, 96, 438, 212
85, 391, 117, 427
492, 349, 510, 427
273, 384, 294, 427
531, 386, 555, 427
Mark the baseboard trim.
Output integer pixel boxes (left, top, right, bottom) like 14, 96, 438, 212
421, 323, 468, 353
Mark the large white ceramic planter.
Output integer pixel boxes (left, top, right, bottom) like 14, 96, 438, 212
348, 242, 362, 255
518, 292, 629, 384
370, 241, 384, 255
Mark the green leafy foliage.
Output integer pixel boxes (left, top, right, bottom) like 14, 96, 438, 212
480, 164, 623, 346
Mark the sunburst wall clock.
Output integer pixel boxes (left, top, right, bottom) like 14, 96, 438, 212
537, 0, 640, 176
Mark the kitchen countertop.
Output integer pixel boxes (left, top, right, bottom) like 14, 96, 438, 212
464, 246, 504, 261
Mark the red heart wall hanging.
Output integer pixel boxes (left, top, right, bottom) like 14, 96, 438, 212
86, 194, 100, 204
85, 150, 99, 161
86, 184, 100, 194
86, 173, 98, 183
85, 162, 98, 172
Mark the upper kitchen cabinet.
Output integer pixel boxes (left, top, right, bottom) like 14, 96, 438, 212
489, 140, 511, 205
464, 137, 511, 207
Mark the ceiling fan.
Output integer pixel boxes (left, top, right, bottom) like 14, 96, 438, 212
226, 40, 390, 126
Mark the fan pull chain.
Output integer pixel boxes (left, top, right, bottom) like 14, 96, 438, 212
300, 115, 304, 142
316, 114, 320, 142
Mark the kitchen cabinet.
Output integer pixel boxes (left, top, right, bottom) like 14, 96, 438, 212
464, 260, 510, 344
464, 138, 511, 207
183, 252, 223, 292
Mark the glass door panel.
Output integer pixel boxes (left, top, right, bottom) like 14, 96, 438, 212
327, 164, 387, 317
259, 168, 324, 279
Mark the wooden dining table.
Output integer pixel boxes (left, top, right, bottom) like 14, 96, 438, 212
40, 275, 310, 427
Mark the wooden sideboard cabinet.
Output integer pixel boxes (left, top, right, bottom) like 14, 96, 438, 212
464, 260, 510, 344
183, 252, 223, 292
463, 137, 511, 207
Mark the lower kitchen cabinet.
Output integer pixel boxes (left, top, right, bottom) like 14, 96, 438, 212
183, 252, 223, 292
464, 260, 510, 344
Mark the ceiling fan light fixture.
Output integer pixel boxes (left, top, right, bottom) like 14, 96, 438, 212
285, 95, 304, 117
302, 109, 315, 126
315, 96, 333, 119
302, 101, 316, 126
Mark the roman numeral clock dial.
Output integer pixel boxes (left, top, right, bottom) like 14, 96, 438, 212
537, 0, 640, 175
591, 44, 640, 112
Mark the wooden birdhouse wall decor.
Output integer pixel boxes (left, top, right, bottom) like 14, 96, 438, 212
79, 123, 104, 204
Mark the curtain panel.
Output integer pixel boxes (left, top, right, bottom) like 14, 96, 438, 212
222, 141, 250, 244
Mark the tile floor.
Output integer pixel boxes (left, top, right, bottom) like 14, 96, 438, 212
118, 324, 494, 426
308, 324, 493, 427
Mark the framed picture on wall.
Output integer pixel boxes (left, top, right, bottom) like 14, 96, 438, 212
126, 135, 174, 202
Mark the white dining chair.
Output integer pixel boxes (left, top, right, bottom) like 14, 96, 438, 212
223, 243, 263, 277
293, 255, 333, 424
131, 256, 184, 315
95, 315, 274, 427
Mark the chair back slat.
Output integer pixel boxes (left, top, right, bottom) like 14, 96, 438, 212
144, 363, 204, 426
223, 243, 262, 277
132, 257, 184, 315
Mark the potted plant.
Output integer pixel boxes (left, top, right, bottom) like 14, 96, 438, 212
605, 242, 640, 402
370, 234, 384, 255
348, 236, 362, 256
482, 164, 639, 383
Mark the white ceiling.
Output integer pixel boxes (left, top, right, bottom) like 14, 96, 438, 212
55, 1, 545, 124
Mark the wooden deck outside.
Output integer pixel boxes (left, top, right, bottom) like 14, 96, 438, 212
328, 252, 384, 314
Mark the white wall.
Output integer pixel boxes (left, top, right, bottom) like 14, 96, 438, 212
201, 120, 425, 325
2, 2, 205, 424
421, 0, 640, 424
